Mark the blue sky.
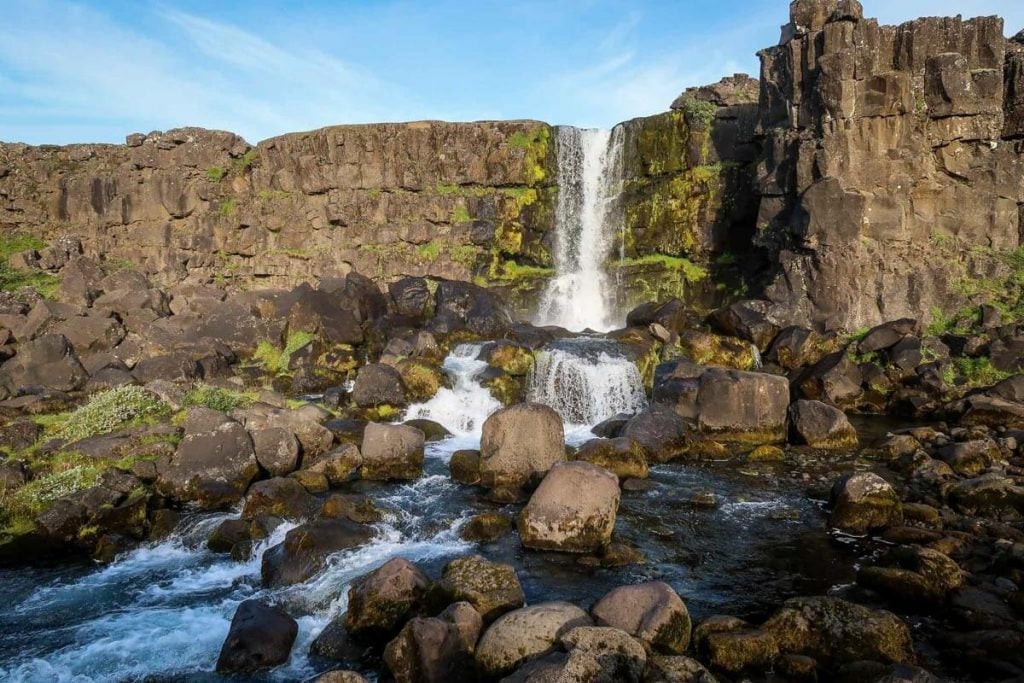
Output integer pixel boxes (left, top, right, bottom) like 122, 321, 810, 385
1, 0, 1022, 145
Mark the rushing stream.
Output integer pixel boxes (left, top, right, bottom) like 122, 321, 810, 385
0, 340, 872, 682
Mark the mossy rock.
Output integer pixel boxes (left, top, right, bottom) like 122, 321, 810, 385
747, 445, 785, 462
395, 359, 444, 402
485, 342, 534, 376
460, 511, 514, 543
676, 330, 757, 370
482, 373, 526, 406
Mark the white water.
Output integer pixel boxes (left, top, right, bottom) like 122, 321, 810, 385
536, 126, 625, 332
527, 339, 647, 429
404, 343, 502, 440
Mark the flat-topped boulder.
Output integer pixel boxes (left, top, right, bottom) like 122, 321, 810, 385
479, 402, 565, 489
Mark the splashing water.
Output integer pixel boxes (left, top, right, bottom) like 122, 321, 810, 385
404, 343, 502, 440
535, 126, 625, 332
527, 338, 647, 429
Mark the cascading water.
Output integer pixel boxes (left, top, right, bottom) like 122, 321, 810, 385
527, 338, 647, 429
404, 343, 501, 439
535, 126, 625, 332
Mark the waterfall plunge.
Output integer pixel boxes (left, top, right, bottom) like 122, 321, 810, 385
527, 339, 647, 427
535, 126, 625, 332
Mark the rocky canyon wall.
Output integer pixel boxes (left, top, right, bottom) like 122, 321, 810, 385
756, 0, 1024, 331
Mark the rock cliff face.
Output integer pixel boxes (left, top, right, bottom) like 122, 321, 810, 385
755, 0, 1024, 330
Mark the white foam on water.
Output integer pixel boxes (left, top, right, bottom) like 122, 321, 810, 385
404, 343, 502, 439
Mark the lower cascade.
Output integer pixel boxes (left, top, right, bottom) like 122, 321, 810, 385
404, 343, 501, 437
527, 338, 647, 426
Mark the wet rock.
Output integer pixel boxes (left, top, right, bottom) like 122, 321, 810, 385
591, 581, 691, 654
788, 399, 858, 450
251, 426, 301, 477
857, 546, 964, 605
449, 449, 480, 484
208, 518, 254, 554
437, 555, 524, 623
460, 511, 513, 543
479, 402, 564, 488
360, 422, 424, 481
352, 363, 408, 408
555, 625, 647, 682
936, 439, 999, 477
156, 408, 258, 509
475, 601, 591, 677
947, 473, 1024, 516
216, 600, 298, 673
396, 360, 444, 403
309, 617, 371, 662
518, 461, 620, 553
829, 472, 903, 534
261, 518, 374, 587
304, 444, 362, 486
313, 672, 369, 683
574, 437, 648, 480
0, 334, 88, 393
345, 557, 432, 637
402, 418, 450, 442
383, 604, 481, 683
433, 280, 512, 338
591, 413, 631, 438
320, 493, 384, 523
622, 405, 691, 463
695, 368, 789, 445
241, 477, 318, 520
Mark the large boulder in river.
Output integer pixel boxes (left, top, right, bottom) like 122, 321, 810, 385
695, 368, 789, 445
857, 545, 964, 605
518, 461, 620, 553
360, 422, 424, 480
216, 600, 298, 674
574, 437, 648, 480
479, 402, 565, 489
383, 604, 482, 683
788, 399, 858, 450
156, 408, 259, 508
475, 601, 592, 677
437, 555, 525, 623
591, 581, 691, 654
251, 427, 301, 477
241, 477, 318, 520
558, 626, 648, 682
0, 333, 88, 393
829, 472, 903, 535
261, 518, 374, 586
352, 363, 408, 408
622, 405, 691, 463
345, 557, 432, 637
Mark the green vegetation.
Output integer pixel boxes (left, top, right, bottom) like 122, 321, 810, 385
451, 205, 471, 223
490, 260, 554, 281
679, 98, 718, 127
234, 149, 258, 173
1, 454, 104, 529
0, 233, 60, 297
219, 198, 238, 217
252, 330, 317, 374
257, 189, 291, 201
417, 241, 441, 261
508, 127, 550, 185
925, 306, 956, 337
206, 166, 227, 182
620, 253, 708, 283
182, 384, 255, 412
943, 356, 1012, 390
54, 386, 170, 443
269, 248, 313, 260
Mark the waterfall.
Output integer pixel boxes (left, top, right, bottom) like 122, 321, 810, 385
527, 338, 647, 427
404, 343, 502, 438
535, 126, 625, 332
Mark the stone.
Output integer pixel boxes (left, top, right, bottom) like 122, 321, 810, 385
947, 474, 1024, 516
320, 493, 384, 523
360, 422, 424, 480
622, 405, 691, 463
352, 363, 408, 408
518, 461, 620, 553
935, 439, 999, 477
215, 600, 297, 673
829, 472, 903, 535
437, 555, 524, 623
558, 626, 648, 682
694, 368, 790, 444
708, 300, 781, 350
384, 614, 477, 683
644, 655, 720, 683
156, 408, 258, 509
857, 546, 964, 605
345, 557, 431, 637
797, 352, 862, 408
251, 427, 300, 477
591, 581, 691, 654
479, 402, 564, 488
474, 602, 592, 677
788, 399, 858, 450
304, 444, 362, 486
449, 449, 481, 484
0, 334, 88, 393
389, 277, 433, 319
313, 672, 369, 683
574, 437, 648, 480
241, 477, 318, 520
460, 511, 513, 543
858, 319, 917, 354
261, 518, 374, 587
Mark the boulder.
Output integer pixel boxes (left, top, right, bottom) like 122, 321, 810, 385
768, 326, 831, 371
352, 363, 408, 408
475, 602, 592, 677
345, 557, 432, 636
797, 352, 862, 408
361, 422, 424, 480
644, 655, 720, 683
0, 334, 88, 393
251, 427, 301, 477
320, 493, 384, 523
574, 437, 648, 480
286, 286, 364, 345
858, 319, 917, 353
518, 461, 620, 553
305, 444, 362, 486
383, 605, 481, 683
241, 477, 318, 520
622, 405, 690, 463
437, 555, 524, 623
449, 449, 481, 484
433, 280, 512, 338
935, 439, 999, 477
479, 402, 564, 488
460, 511, 514, 543
558, 625, 648, 682
946, 474, 1024, 516
788, 399, 858, 450
857, 546, 964, 605
695, 368, 789, 444
261, 518, 374, 586
156, 408, 259, 508
591, 581, 691, 654
215, 600, 297, 673
131, 352, 203, 384
708, 300, 781, 350
829, 472, 903, 534
389, 277, 433, 319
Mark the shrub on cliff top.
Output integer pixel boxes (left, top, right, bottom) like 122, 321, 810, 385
55, 386, 170, 443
